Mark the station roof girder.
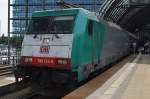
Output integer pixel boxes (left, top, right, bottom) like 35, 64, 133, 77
99, 0, 150, 34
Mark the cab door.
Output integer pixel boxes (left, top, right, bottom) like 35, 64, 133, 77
93, 21, 100, 65
88, 20, 98, 65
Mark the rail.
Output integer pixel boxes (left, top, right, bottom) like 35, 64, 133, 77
0, 56, 20, 76
0, 65, 13, 76
0, 79, 31, 99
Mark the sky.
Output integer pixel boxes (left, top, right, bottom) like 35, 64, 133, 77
0, 0, 8, 36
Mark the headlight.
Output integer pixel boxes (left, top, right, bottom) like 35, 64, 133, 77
58, 59, 67, 65
24, 58, 32, 63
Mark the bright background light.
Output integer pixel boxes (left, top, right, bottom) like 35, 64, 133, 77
0, 0, 8, 36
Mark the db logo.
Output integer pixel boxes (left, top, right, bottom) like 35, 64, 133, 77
40, 46, 49, 53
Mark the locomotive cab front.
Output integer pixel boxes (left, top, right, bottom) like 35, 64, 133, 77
15, 10, 78, 86
15, 8, 92, 89
21, 16, 74, 70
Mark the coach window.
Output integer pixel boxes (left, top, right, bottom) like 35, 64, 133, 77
88, 20, 93, 36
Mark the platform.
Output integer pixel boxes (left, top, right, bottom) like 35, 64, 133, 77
63, 54, 150, 99
0, 75, 15, 86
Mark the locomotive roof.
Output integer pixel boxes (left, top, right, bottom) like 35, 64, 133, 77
32, 8, 98, 21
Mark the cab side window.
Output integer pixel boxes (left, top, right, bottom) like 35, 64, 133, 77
88, 20, 93, 36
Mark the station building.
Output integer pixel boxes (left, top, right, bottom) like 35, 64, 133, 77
10, 0, 104, 35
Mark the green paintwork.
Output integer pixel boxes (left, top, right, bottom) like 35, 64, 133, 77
31, 8, 106, 82
70, 9, 105, 81
32, 8, 79, 17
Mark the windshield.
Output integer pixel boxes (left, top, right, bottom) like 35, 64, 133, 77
27, 16, 74, 34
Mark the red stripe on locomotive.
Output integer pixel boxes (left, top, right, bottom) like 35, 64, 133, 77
20, 56, 71, 69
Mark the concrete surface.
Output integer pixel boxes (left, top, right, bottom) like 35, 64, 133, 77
87, 54, 141, 99
87, 54, 150, 99
120, 55, 150, 99
63, 56, 135, 99
0, 75, 15, 86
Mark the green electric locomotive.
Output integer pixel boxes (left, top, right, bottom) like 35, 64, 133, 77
15, 8, 132, 88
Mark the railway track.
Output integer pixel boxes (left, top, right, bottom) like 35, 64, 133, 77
0, 79, 31, 99
0, 78, 60, 99
21, 94, 57, 99
0, 65, 13, 76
